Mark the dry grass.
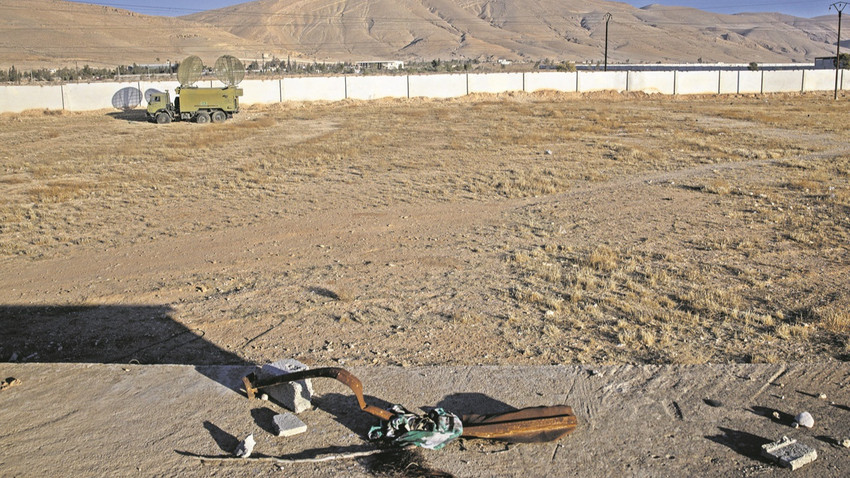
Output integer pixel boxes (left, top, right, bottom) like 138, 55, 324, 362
1, 90, 848, 365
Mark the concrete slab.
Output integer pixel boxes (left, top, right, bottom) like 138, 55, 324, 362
761, 436, 817, 470
0, 363, 848, 477
274, 413, 308, 437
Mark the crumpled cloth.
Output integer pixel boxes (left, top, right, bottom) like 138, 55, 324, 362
368, 405, 463, 450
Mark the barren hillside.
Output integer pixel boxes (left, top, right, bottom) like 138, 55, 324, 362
0, 0, 269, 69
183, 0, 837, 63
0, 0, 840, 71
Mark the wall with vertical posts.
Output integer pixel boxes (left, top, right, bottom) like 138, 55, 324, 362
0, 69, 845, 114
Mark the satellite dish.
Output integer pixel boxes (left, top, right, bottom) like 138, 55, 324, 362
144, 88, 163, 103
214, 55, 245, 87
111, 86, 142, 110
177, 55, 204, 86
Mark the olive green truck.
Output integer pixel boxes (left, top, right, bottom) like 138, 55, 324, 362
146, 86, 243, 124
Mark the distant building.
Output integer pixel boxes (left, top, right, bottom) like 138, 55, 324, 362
814, 56, 848, 69
355, 61, 404, 70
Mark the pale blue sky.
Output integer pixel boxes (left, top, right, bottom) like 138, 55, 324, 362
67, 1, 835, 19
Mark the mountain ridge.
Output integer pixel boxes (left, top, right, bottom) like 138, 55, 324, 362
0, 0, 839, 69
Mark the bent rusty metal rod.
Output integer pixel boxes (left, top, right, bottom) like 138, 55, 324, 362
242, 367, 578, 443
243, 367, 394, 421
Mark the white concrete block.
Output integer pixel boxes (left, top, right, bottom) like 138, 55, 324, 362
273, 413, 308, 437
258, 359, 313, 413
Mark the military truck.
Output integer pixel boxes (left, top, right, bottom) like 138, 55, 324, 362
146, 86, 243, 124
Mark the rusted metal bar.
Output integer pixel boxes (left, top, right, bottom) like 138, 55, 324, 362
242, 367, 394, 421
242, 367, 577, 443
461, 405, 577, 443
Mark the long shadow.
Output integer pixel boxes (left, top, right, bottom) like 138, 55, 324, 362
0, 304, 251, 389
705, 427, 772, 463
435, 392, 517, 417
107, 109, 149, 122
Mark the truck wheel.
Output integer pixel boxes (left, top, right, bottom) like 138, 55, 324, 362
196, 111, 211, 124
156, 112, 171, 124
211, 110, 227, 123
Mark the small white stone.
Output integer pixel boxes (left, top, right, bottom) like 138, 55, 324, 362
795, 412, 814, 428
841, 438, 850, 448
544, 150, 553, 155
234, 434, 255, 458
260, 393, 269, 401
818, 393, 827, 400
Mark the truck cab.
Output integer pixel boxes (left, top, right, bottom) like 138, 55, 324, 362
146, 91, 174, 124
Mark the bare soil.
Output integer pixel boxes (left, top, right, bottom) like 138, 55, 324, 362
1, 91, 849, 371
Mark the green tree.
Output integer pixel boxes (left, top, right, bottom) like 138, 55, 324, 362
748, 62, 758, 71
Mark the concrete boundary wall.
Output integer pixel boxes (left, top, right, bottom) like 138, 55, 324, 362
763, 70, 804, 93
345, 75, 408, 100
240, 79, 283, 104
468, 73, 524, 94
578, 71, 627, 92
0, 69, 845, 113
628, 71, 675, 95
281, 76, 346, 102
524, 72, 577, 93
0, 85, 65, 112
804, 70, 837, 92
675, 71, 721, 95
408, 74, 467, 98
719, 71, 739, 94
738, 71, 763, 94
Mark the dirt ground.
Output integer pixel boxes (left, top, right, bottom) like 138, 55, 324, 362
1, 90, 848, 368
0, 90, 849, 475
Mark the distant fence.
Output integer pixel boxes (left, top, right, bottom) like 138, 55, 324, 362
0, 69, 846, 114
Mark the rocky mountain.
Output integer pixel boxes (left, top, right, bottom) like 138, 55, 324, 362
0, 0, 839, 69
183, 0, 837, 63
0, 0, 265, 69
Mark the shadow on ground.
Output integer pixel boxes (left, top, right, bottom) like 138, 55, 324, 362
0, 304, 249, 388
706, 427, 772, 463
107, 109, 149, 122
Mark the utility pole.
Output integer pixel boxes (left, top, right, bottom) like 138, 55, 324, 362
831, 2, 848, 100
603, 13, 612, 72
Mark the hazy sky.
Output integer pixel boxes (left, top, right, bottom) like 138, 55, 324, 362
68, 1, 836, 19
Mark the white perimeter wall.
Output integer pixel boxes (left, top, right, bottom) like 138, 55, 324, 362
468, 73, 524, 94
0, 70, 846, 113
345, 75, 408, 100
0, 85, 64, 112
409, 74, 467, 98
763, 70, 803, 93
240, 79, 282, 104
719, 71, 739, 94
524, 72, 576, 93
738, 71, 763, 94
629, 71, 675, 95
676, 71, 719, 95
804, 70, 836, 92
282, 77, 346, 102
578, 71, 627, 92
